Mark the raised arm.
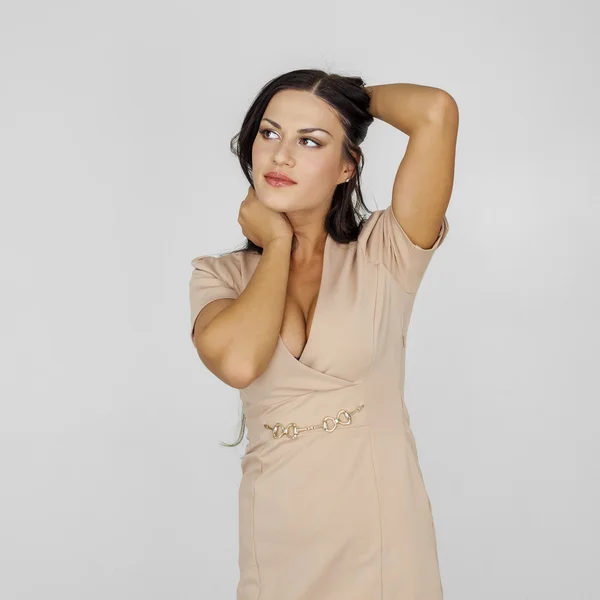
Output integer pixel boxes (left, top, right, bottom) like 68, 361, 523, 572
192, 235, 293, 389
366, 83, 458, 249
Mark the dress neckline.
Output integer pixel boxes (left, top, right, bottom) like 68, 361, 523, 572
277, 232, 331, 364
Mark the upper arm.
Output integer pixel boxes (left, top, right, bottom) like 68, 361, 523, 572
189, 254, 239, 344
357, 96, 456, 293
192, 297, 235, 348
193, 297, 252, 389
391, 94, 458, 249
189, 254, 250, 388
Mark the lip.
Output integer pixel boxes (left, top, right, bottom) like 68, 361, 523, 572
264, 171, 296, 184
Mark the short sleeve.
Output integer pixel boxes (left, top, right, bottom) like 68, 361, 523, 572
189, 254, 240, 343
358, 205, 449, 294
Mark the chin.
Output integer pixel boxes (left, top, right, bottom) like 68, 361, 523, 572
263, 198, 293, 212
257, 187, 295, 209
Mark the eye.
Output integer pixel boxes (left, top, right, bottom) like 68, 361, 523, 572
258, 128, 321, 148
300, 137, 321, 148
259, 128, 277, 140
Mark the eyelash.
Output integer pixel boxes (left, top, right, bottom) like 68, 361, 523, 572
258, 128, 322, 148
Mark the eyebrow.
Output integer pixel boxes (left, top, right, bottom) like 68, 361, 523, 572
261, 118, 333, 138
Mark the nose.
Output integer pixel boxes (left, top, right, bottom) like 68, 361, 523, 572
270, 140, 295, 166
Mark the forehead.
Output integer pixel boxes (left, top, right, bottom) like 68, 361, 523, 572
262, 90, 343, 137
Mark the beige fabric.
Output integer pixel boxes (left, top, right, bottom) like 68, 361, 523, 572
189, 205, 450, 600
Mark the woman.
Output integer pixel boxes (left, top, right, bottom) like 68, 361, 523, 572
189, 69, 458, 600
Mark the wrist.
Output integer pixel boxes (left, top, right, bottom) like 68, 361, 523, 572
265, 234, 293, 252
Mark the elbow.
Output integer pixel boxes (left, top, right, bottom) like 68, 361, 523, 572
195, 336, 259, 389
428, 91, 459, 123
222, 356, 258, 389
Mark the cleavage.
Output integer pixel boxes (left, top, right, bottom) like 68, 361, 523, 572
280, 264, 323, 360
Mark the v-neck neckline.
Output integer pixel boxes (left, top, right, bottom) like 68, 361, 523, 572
277, 232, 331, 364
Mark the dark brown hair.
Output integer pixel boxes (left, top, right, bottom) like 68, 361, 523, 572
221, 68, 375, 447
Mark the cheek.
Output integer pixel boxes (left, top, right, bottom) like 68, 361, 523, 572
252, 139, 265, 162
304, 156, 337, 186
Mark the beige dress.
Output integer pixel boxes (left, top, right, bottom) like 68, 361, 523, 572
189, 205, 450, 600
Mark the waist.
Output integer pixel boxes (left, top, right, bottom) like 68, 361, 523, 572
244, 387, 370, 449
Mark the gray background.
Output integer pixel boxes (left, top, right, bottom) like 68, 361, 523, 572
1, 1, 598, 598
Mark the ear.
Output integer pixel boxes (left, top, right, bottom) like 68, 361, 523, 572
337, 150, 359, 185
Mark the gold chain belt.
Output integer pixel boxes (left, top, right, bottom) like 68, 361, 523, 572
263, 404, 365, 440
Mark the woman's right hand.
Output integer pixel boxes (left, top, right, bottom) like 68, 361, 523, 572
238, 185, 293, 248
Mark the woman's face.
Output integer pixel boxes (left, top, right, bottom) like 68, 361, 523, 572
251, 89, 352, 214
